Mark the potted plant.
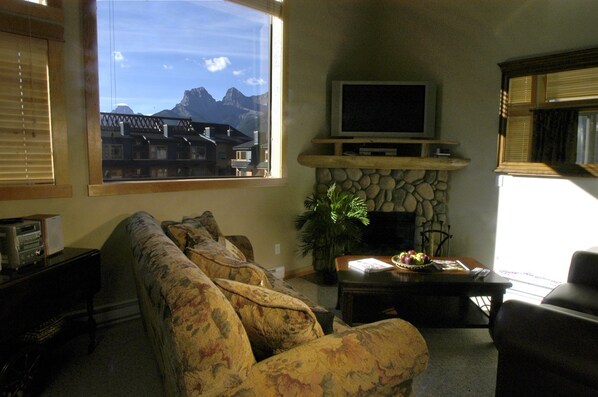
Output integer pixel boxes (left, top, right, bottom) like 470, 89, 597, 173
295, 183, 369, 283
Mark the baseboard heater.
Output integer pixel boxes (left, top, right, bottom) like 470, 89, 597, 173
64, 299, 141, 328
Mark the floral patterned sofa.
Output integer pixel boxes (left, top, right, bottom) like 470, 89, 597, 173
127, 211, 429, 397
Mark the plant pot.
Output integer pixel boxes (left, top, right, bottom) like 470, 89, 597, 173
311, 246, 339, 285
312, 245, 334, 273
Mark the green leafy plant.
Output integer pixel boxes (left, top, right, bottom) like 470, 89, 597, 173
295, 183, 369, 274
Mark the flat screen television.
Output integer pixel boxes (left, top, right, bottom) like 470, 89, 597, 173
331, 80, 436, 138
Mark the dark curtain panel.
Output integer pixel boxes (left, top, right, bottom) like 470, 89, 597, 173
532, 108, 578, 163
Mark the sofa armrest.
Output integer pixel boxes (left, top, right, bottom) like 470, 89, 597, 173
568, 250, 598, 285
231, 318, 428, 396
225, 235, 254, 261
494, 300, 598, 389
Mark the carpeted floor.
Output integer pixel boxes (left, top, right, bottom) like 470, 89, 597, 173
41, 319, 163, 397
284, 277, 498, 397
39, 276, 497, 396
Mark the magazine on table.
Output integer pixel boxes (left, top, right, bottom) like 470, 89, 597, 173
431, 259, 469, 271
348, 257, 395, 273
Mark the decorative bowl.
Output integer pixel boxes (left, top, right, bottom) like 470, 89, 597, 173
391, 250, 433, 271
391, 255, 435, 271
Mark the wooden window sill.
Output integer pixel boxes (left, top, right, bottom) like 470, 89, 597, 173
495, 162, 598, 177
87, 177, 287, 197
0, 184, 72, 201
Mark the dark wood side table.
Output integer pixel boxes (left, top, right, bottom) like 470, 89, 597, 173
0, 247, 101, 394
335, 255, 512, 334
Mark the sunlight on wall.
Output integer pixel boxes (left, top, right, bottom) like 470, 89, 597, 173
494, 175, 598, 291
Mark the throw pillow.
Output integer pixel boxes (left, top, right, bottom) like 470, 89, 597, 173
186, 243, 271, 288
182, 211, 223, 241
212, 278, 324, 359
218, 236, 247, 262
162, 221, 213, 251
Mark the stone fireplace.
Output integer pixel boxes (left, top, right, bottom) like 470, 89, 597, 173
315, 167, 450, 251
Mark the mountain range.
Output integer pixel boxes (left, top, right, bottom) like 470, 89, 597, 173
112, 87, 269, 137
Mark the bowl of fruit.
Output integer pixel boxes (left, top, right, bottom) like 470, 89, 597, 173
391, 250, 433, 271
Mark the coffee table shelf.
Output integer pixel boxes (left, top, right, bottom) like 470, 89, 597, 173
335, 256, 512, 334
353, 295, 491, 328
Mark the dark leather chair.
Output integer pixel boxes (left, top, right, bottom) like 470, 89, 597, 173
494, 251, 598, 397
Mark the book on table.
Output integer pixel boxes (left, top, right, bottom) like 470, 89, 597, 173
348, 257, 395, 273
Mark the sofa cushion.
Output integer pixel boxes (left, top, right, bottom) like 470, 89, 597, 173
212, 278, 324, 359
186, 243, 272, 288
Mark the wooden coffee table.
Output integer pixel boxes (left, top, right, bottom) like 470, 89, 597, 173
335, 255, 512, 333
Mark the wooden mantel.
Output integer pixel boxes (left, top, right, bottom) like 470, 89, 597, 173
297, 138, 470, 171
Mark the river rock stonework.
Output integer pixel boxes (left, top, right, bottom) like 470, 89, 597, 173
315, 168, 449, 240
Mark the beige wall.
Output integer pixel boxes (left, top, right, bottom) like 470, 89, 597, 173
374, 0, 598, 264
2, 0, 598, 307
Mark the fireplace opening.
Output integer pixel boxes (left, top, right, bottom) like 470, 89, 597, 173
353, 212, 416, 256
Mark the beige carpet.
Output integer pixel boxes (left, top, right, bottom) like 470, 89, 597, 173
285, 277, 498, 396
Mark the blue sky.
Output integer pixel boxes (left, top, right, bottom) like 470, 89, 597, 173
97, 0, 270, 115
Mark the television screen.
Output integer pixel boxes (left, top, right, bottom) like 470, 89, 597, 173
331, 81, 436, 138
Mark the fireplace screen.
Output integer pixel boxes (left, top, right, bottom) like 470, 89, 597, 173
355, 212, 416, 256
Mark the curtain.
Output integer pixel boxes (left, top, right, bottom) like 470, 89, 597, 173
532, 108, 578, 163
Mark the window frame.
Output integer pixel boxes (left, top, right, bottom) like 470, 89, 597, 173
0, 0, 71, 200
82, 0, 286, 197
496, 47, 598, 177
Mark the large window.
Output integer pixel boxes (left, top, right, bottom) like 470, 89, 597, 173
84, 0, 284, 196
497, 47, 598, 177
0, 0, 71, 200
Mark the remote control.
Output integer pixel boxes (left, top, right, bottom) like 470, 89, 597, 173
475, 269, 491, 280
470, 267, 483, 276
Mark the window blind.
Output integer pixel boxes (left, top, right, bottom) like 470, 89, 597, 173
546, 66, 598, 102
226, 0, 282, 18
505, 116, 532, 162
0, 31, 54, 184
508, 76, 533, 104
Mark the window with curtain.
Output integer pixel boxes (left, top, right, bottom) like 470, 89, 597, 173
497, 48, 598, 177
83, 0, 284, 196
0, 0, 71, 200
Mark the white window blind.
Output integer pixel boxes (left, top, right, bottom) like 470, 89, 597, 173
0, 31, 54, 184
546, 66, 598, 102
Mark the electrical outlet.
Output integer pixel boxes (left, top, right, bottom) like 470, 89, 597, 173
274, 243, 281, 255
270, 266, 285, 279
